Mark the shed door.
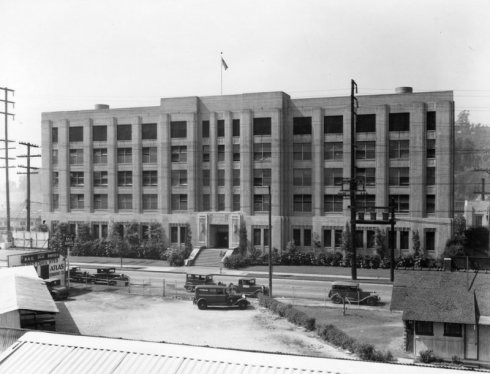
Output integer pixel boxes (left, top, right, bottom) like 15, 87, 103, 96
40, 264, 49, 279
465, 324, 478, 360
479, 325, 490, 361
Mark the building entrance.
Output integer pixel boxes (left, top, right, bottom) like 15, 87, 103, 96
211, 225, 229, 248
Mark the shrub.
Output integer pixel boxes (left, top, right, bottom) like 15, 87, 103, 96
223, 253, 247, 269
371, 255, 381, 269
167, 248, 186, 266
332, 252, 343, 267
419, 349, 438, 363
316, 323, 355, 351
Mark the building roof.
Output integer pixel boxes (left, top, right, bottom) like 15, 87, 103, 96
0, 331, 466, 374
0, 267, 58, 315
391, 270, 490, 324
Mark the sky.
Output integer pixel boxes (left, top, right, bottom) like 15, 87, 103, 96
0, 0, 489, 188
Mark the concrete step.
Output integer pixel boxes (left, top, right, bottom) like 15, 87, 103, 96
193, 248, 225, 267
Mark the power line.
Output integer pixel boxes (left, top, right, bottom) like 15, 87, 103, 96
17, 141, 41, 232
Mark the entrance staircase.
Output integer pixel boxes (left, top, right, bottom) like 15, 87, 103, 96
192, 248, 225, 267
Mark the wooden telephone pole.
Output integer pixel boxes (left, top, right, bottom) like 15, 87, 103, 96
17, 142, 41, 231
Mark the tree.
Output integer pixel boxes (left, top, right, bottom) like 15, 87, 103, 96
412, 230, 421, 257
454, 215, 466, 239
341, 221, 352, 254
184, 223, 193, 259
238, 221, 248, 256
48, 222, 72, 257
374, 228, 387, 259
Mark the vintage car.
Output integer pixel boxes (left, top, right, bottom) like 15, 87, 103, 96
184, 273, 215, 291
193, 285, 249, 310
93, 267, 129, 286
45, 279, 69, 301
69, 267, 94, 283
328, 281, 380, 306
228, 278, 269, 297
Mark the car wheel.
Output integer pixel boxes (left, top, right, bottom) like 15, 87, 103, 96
238, 300, 247, 310
332, 295, 343, 304
197, 300, 207, 310
366, 298, 377, 306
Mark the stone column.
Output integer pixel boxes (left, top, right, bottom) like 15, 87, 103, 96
240, 110, 253, 215
312, 108, 324, 216
209, 112, 217, 211
342, 108, 352, 213
83, 119, 93, 213
375, 105, 389, 207
58, 119, 70, 213
187, 112, 198, 212
410, 103, 425, 218
271, 109, 282, 216
41, 120, 52, 211
132, 117, 142, 213
436, 100, 454, 218
224, 111, 233, 211
107, 118, 117, 212
159, 114, 170, 213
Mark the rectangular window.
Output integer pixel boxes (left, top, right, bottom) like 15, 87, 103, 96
293, 143, 312, 161
170, 121, 187, 138
69, 127, 83, 142
334, 230, 342, 247
143, 170, 158, 186
202, 120, 209, 138
142, 147, 157, 163
443, 323, 462, 337
171, 194, 188, 210
254, 143, 271, 161
170, 226, 178, 243
69, 149, 84, 164
218, 169, 225, 186
51, 128, 58, 143
202, 170, 210, 186
426, 195, 435, 214
233, 144, 240, 161
117, 148, 132, 163
202, 145, 210, 162
171, 146, 187, 163
400, 231, 409, 250
389, 167, 409, 186
293, 229, 301, 246
356, 114, 376, 133
142, 123, 157, 140
415, 321, 433, 336
253, 117, 271, 136
233, 169, 240, 186
202, 194, 210, 211
357, 194, 375, 209
254, 194, 270, 212
389, 140, 410, 159
293, 168, 312, 186
217, 120, 225, 137
70, 172, 84, 187
93, 194, 108, 210
367, 230, 375, 248
118, 194, 132, 210
217, 194, 225, 211
52, 194, 59, 210
323, 229, 332, 247
52, 149, 58, 165
218, 145, 225, 162
253, 228, 261, 246
264, 229, 270, 246
143, 194, 158, 210
293, 194, 312, 212
427, 167, 435, 186
357, 168, 375, 187
390, 195, 410, 213
93, 148, 108, 164
324, 115, 343, 134
118, 171, 133, 187
355, 230, 363, 248
324, 142, 343, 160
324, 195, 343, 212
427, 139, 436, 159
356, 141, 375, 159
232, 194, 240, 211
93, 171, 108, 187
253, 169, 271, 186
93, 125, 107, 141
427, 111, 436, 131
52, 172, 59, 187
117, 124, 132, 140
324, 168, 343, 186
171, 170, 187, 186
293, 117, 312, 135
70, 194, 84, 209
389, 112, 410, 131
304, 229, 312, 246
232, 119, 240, 137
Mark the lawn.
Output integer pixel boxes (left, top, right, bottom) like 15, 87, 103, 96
246, 265, 390, 278
294, 305, 410, 359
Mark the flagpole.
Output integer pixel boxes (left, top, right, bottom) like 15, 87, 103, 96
220, 52, 223, 95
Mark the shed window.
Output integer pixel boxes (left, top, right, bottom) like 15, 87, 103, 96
444, 323, 462, 337
415, 321, 433, 336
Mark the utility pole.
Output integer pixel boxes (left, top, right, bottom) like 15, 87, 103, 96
17, 142, 41, 231
350, 79, 358, 280
0, 86, 15, 241
268, 184, 273, 297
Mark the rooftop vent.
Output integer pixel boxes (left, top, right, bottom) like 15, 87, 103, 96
94, 104, 110, 110
395, 87, 413, 94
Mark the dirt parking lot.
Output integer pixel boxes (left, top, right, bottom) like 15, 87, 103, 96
58, 289, 352, 359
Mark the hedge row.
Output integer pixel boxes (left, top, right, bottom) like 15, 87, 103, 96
258, 294, 393, 362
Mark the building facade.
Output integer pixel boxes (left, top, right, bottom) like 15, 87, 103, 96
41, 89, 454, 258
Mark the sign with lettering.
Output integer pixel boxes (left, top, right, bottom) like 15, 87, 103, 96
21, 252, 59, 264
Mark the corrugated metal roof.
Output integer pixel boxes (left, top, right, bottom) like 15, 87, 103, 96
0, 332, 470, 374
0, 268, 58, 315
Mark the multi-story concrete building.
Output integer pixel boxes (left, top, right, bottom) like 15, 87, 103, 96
41, 88, 454, 258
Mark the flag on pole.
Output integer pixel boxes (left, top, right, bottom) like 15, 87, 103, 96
221, 57, 229, 70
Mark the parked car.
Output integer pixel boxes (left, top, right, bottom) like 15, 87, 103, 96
69, 267, 94, 283
328, 281, 380, 306
184, 273, 215, 292
45, 279, 69, 301
93, 267, 129, 286
193, 285, 249, 310
228, 278, 268, 297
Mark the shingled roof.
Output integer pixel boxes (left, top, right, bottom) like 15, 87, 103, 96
391, 270, 490, 324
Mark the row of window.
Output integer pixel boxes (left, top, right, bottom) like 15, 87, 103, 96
53, 112, 437, 144
414, 322, 462, 337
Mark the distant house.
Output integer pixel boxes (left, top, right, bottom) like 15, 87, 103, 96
464, 195, 490, 229
391, 269, 490, 364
